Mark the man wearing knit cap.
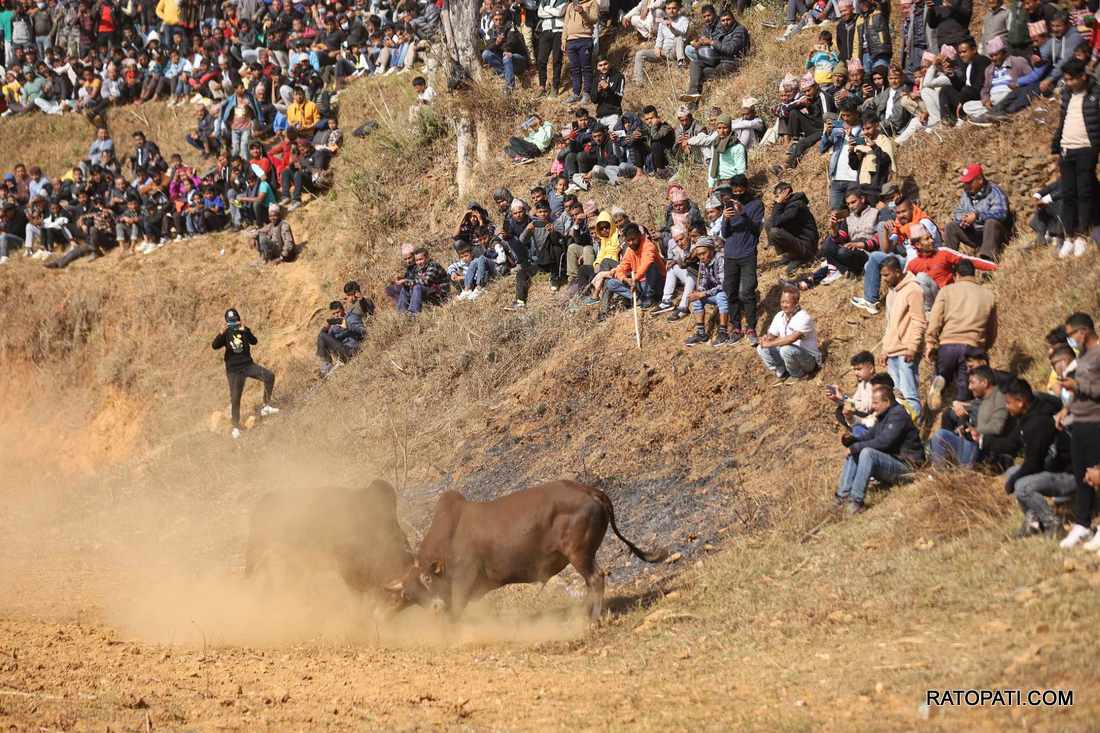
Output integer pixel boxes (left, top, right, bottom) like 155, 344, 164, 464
705, 114, 748, 188
683, 237, 730, 345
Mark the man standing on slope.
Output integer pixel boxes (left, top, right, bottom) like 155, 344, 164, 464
212, 308, 279, 440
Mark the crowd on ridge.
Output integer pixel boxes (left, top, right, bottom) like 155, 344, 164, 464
3, 0, 1100, 548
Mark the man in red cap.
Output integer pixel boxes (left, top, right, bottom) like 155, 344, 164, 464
944, 164, 1012, 261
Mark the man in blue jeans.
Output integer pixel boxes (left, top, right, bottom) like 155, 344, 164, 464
880, 256, 926, 418
598, 222, 665, 319
835, 385, 924, 514
928, 366, 1008, 468
481, 10, 530, 89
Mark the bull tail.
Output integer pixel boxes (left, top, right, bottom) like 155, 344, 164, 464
592, 489, 668, 564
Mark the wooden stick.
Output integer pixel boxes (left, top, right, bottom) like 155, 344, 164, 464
632, 287, 642, 349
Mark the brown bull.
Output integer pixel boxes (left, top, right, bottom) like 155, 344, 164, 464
386, 480, 667, 620
245, 480, 415, 597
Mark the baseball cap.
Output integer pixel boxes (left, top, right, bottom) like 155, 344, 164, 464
959, 164, 983, 184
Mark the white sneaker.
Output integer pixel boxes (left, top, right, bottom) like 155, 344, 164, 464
456, 290, 470, 301
469, 288, 483, 300
1058, 239, 1076, 259
820, 267, 842, 285
1073, 236, 1090, 257
1059, 524, 1092, 550
0, 256, 8, 264
231, 427, 241, 440
259, 404, 280, 416
1049, 236, 1063, 252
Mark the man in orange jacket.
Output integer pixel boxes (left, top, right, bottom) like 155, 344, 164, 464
598, 222, 666, 320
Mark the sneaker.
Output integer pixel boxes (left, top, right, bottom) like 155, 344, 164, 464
231, 427, 241, 440
845, 501, 865, 516
684, 330, 708, 347
712, 329, 730, 347
469, 287, 484, 300
727, 329, 744, 344
1058, 239, 1075, 258
850, 296, 880, 315
820, 267, 843, 285
565, 93, 581, 103
744, 329, 759, 347
667, 308, 689, 322
0, 256, 8, 264
456, 290, 471, 301
259, 404, 280, 416
927, 375, 946, 412
508, 299, 527, 310
1059, 523, 1093, 550
549, 283, 560, 292
1073, 236, 1090, 257
651, 301, 675, 315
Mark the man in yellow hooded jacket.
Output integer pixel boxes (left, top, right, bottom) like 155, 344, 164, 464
584, 210, 622, 305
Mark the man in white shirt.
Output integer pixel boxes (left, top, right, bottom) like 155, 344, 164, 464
632, 0, 688, 86
756, 287, 822, 381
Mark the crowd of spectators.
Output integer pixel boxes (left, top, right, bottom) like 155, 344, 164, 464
4, 0, 1100, 545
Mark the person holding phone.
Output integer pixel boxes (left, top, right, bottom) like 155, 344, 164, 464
1059, 312, 1100, 550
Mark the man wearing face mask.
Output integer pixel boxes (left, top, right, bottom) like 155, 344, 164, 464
1059, 312, 1100, 551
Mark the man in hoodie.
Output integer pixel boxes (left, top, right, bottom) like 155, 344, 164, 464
835, 385, 924, 514
766, 181, 818, 274
719, 175, 765, 345
597, 222, 665, 318
211, 308, 278, 440
880, 256, 926, 418
994, 378, 1074, 538
944, 164, 1012, 261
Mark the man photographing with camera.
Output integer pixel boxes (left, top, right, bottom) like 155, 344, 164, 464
212, 308, 279, 440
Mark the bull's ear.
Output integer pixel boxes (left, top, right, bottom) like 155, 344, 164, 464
430, 559, 445, 576
384, 579, 404, 592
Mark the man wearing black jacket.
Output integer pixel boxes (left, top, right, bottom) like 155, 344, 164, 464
939, 38, 990, 125
212, 308, 278, 439
766, 182, 818, 273
926, 0, 973, 51
991, 379, 1073, 537
835, 385, 924, 514
593, 58, 625, 129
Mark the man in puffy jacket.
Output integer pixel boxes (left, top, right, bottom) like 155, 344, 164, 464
766, 181, 818, 273
1049, 60, 1099, 259
680, 9, 748, 101
835, 384, 923, 513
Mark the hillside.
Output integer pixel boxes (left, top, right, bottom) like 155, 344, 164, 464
2, 7, 1100, 731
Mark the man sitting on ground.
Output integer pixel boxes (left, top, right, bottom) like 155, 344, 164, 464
683, 237, 728, 346
756, 286, 822, 381
994, 378, 1074, 538
597, 222, 666, 319
827, 350, 878, 438
929, 365, 1009, 468
945, 164, 1012, 261
765, 181, 818, 275
835, 385, 924, 514
252, 203, 296, 263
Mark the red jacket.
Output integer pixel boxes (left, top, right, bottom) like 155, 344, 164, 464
906, 248, 997, 288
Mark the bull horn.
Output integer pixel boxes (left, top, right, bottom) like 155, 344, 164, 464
384, 579, 404, 592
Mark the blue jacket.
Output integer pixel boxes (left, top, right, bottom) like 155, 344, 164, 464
820, 123, 863, 178
953, 182, 1010, 227
720, 197, 764, 260
851, 402, 925, 464
1040, 30, 1083, 85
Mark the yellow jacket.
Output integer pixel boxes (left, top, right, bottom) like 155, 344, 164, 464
593, 211, 619, 264
287, 100, 320, 130
156, 0, 179, 26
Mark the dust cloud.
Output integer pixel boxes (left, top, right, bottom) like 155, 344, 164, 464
1, 422, 587, 650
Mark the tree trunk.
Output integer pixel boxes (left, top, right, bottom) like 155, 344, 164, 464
444, 0, 486, 189
455, 114, 474, 198
475, 123, 490, 165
